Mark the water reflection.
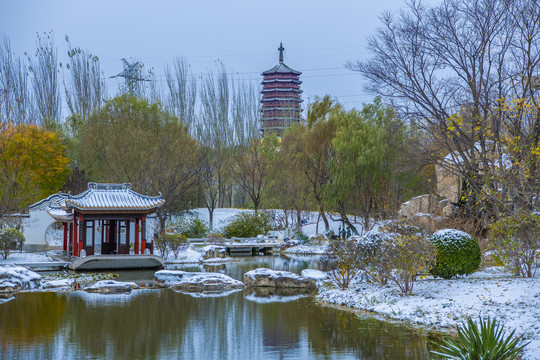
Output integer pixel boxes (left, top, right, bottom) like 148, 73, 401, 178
0, 256, 438, 359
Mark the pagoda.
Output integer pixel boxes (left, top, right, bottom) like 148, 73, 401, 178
260, 43, 303, 136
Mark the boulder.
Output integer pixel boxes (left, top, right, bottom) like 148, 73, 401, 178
43, 279, 74, 289
0, 265, 41, 293
308, 234, 327, 245
201, 245, 227, 260
154, 270, 244, 292
399, 194, 439, 220
243, 268, 317, 289
84, 280, 139, 294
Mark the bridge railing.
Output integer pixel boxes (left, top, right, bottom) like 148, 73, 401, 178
187, 236, 279, 246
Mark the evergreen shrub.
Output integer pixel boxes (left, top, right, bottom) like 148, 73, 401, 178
0, 228, 24, 259
429, 229, 481, 279
222, 212, 272, 238
170, 217, 209, 238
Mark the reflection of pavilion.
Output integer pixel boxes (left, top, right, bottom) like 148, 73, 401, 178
47, 183, 165, 258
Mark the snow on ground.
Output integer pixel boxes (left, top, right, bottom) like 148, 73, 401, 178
282, 244, 328, 255
317, 267, 540, 360
0, 251, 54, 264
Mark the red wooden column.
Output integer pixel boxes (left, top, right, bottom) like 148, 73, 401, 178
72, 214, 78, 257
68, 222, 73, 254
141, 214, 146, 254
62, 222, 68, 252
78, 214, 84, 257
134, 218, 140, 255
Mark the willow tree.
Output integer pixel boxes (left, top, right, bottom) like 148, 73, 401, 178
77, 94, 201, 230
327, 100, 407, 232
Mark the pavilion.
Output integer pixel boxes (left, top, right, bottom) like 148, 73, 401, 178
47, 182, 165, 258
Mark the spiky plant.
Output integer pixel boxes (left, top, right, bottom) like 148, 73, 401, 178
431, 317, 528, 360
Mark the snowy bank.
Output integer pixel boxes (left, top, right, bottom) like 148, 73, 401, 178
0, 265, 41, 293
317, 267, 540, 360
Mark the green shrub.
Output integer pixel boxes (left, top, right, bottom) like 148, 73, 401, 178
154, 234, 170, 259
429, 229, 481, 279
293, 231, 309, 244
431, 317, 527, 360
222, 212, 272, 238
488, 213, 540, 278
167, 233, 188, 259
0, 228, 25, 259
169, 216, 209, 238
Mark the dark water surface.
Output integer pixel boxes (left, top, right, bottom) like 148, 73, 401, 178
0, 255, 439, 359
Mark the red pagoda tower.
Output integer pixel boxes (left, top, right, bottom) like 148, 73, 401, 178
260, 43, 303, 136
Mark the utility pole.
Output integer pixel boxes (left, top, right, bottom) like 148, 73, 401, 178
110, 58, 149, 95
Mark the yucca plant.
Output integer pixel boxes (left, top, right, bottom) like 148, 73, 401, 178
431, 317, 528, 360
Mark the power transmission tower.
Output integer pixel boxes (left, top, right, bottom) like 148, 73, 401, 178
110, 58, 149, 95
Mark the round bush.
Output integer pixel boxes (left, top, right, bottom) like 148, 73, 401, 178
222, 212, 271, 238
429, 229, 481, 279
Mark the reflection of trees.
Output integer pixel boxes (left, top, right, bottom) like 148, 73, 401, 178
64, 289, 196, 359
0, 276, 438, 359
308, 307, 432, 359
0, 292, 66, 350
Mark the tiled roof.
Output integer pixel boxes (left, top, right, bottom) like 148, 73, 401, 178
262, 62, 301, 75
63, 183, 165, 212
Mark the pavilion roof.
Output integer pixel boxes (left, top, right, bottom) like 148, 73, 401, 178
262, 62, 301, 76
63, 183, 165, 212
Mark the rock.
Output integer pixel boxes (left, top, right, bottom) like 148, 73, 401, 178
84, 280, 139, 294
201, 245, 227, 260
301, 269, 329, 283
399, 194, 439, 220
43, 279, 74, 289
438, 199, 457, 217
154, 270, 244, 292
243, 268, 317, 289
308, 234, 326, 245
0, 265, 41, 293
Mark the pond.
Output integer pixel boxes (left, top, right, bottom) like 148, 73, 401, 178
0, 255, 440, 359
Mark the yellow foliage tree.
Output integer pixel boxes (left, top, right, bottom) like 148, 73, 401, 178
0, 124, 70, 212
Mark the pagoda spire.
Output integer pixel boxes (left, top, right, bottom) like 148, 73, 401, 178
278, 42, 284, 63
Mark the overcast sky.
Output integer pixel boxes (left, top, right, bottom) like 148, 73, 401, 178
1, 0, 408, 113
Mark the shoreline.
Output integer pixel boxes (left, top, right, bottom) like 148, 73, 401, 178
315, 267, 540, 359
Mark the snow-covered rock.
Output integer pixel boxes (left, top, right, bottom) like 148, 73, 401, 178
201, 245, 227, 260
43, 279, 74, 289
243, 268, 317, 289
301, 269, 329, 283
0, 265, 41, 293
154, 270, 244, 292
84, 280, 139, 294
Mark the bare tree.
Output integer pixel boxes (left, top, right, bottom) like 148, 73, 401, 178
64, 36, 105, 128
165, 57, 197, 131
197, 63, 234, 211
29, 32, 60, 130
351, 0, 540, 218
0, 36, 34, 125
